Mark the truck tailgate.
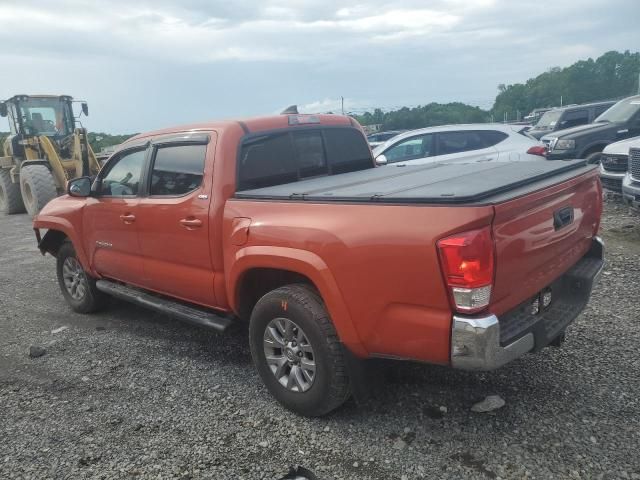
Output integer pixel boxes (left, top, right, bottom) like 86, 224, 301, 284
490, 168, 602, 317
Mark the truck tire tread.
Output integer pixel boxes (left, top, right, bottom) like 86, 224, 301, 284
20, 164, 57, 216
249, 284, 351, 416
0, 169, 26, 214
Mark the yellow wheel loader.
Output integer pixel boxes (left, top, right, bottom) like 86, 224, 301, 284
0, 95, 101, 216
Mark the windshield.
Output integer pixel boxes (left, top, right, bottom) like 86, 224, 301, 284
595, 97, 640, 123
17, 97, 74, 136
533, 110, 563, 129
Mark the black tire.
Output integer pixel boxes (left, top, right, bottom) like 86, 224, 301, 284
585, 151, 603, 165
19, 164, 58, 216
56, 242, 107, 313
0, 169, 26, 214
249, 284, 351, 417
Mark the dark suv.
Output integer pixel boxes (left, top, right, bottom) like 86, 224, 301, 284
542, 95, 640, 163
528, 101, 615, 140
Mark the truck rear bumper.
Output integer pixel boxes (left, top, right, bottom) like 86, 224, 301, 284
451, 236, 604, 371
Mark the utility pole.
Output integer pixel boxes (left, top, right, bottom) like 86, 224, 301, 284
341, 96, 344, 115
560, 95, 563, 107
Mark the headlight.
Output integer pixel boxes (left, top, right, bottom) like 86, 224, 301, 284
555, 139, 575, 150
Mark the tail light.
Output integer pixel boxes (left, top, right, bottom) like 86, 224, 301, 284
437, 226, 495, 313
527, 145, 548, 157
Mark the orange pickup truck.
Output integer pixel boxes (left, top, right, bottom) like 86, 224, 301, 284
33, 113, 604, 416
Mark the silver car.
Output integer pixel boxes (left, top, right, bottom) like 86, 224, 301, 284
372, 124, 547, 166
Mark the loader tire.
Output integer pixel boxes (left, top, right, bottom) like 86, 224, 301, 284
19, 164, 58, 216
0, 169, 26, 215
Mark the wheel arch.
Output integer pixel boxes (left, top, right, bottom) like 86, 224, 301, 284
34, 218, 90, 270
228, 246, 367, 357
579, 142, 608, 158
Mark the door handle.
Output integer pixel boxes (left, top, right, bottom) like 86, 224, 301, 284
180, 218, 203, 228
119, 213, 136, 224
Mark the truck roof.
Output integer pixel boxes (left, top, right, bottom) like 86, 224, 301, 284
125, 114, 355, 144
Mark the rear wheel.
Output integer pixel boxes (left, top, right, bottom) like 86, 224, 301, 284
56, 242, 107, 313
0, 169, 26, 214
249, 284, 351, 417
19, 164, 58, 216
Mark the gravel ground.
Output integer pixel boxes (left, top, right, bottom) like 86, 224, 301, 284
1, 197, 639, 480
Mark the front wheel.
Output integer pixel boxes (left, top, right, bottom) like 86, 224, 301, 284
56, 242, 106, 313
249, 284, 351, 417
19, 164, 58, 216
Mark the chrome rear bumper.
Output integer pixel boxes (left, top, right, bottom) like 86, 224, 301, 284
451, 237, 604, 371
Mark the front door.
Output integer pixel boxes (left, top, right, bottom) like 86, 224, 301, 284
83, 147, 148, 284
136, 135, 216, 307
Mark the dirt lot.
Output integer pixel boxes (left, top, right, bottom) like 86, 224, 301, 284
1, 198, 639, 480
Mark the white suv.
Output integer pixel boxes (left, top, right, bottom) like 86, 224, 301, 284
373, 124, 546, 166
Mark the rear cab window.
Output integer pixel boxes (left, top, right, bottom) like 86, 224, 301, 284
237, 127, 372, 191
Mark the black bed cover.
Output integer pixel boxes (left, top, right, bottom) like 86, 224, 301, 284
234, 160, 596, 205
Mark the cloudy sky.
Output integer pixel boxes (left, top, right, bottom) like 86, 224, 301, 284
0, 0, 637, 132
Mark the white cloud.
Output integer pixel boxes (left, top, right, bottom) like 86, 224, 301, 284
0, 0, 635, 132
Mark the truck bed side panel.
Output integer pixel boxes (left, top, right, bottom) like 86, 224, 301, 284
223, 201, 495, 363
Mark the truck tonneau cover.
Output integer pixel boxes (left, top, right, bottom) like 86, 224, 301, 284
234, 160, 596, 205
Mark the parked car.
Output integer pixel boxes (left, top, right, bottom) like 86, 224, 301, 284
366, 130, 405, 149
528, 101, 615, 140
33, 113, 604, 417
372, 124, 546, 166
598, 136, 640, 192
622, 144, 640, 209
524, 108, 552, 124
542, 95, 640, 164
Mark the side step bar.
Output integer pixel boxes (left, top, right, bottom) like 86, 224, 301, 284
96, 280, 233, 332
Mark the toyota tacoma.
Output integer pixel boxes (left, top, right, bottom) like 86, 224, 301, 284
33, 113, 604, 416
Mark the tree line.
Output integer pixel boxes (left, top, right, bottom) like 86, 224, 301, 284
354, 50, 640, 130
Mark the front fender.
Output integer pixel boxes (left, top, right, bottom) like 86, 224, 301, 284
227, 246, 367, 357
33, 215, 90, 271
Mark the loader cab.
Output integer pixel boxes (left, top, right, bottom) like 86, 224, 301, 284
0, 95, 78, 138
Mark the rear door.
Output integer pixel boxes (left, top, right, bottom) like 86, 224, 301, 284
83, 146, 148, 283
135, 133, 216, 307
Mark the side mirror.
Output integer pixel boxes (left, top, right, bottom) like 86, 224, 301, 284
67, 177, 92, 197
0, 102, 7, 117
375, 154, 388, 166
81, 102, 89, 116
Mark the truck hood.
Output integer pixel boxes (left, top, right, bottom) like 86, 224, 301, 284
602, 135, 640, 155
541, 121, 617, 141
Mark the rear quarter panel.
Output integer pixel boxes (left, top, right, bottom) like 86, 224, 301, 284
223, 200, 494, 363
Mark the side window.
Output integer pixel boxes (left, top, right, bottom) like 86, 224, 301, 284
150, 144, 207, 196
436, 131, 485, 156
479, 130, 508, 147
99, 149, 146, 197
383, 134, 432, 163
559, 110, 589, 129
594, 104, 611, 117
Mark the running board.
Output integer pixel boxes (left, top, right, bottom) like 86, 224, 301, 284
96, 280, 233, 332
